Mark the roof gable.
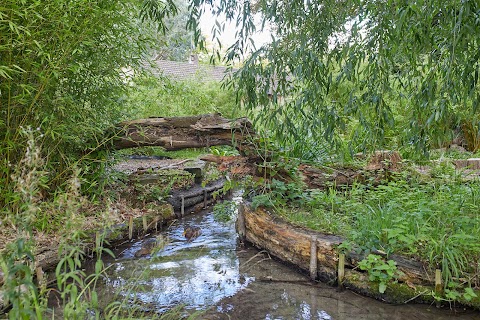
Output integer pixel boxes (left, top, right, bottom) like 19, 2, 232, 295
152, 59, 234, 82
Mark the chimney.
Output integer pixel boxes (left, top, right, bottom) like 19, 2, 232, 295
189, 54, 198, 65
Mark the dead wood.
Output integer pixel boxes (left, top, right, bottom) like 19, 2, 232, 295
112, 113, 255, 151
298, 164, 366, 189
365, 151, 403, 171
239, 203, 434, 286
167, 179, 225, 210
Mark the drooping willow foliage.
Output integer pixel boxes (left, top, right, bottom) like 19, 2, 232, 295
188, 0, 480, 158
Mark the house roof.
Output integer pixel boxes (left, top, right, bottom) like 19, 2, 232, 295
152, 59, 234, 82
150, 57, 281, 97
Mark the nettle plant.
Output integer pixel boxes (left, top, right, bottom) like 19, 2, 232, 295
358, 254, 403, 294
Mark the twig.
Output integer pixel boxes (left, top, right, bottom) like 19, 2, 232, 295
401, 290, 429, 304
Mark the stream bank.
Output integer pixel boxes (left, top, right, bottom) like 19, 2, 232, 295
0, 155, 227, 313
81, 200, 480, 319
237, 202, 480, 310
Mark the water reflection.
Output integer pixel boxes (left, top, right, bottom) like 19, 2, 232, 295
99, 211, 253, 312
206, 246, 480, 320
94, 203, 480, 320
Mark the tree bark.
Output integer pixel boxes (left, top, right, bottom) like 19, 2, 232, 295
298, 164, 406, 189
112, 113, 255, 150
238, 203, 440, 301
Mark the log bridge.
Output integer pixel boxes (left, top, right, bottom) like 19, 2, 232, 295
111, 113, 255, 151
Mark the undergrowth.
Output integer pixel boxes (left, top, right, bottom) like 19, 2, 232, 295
0, 128, 197, 319
252, 166, 480, 302
125, 75, 241, 119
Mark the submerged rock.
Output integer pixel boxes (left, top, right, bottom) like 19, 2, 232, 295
134, 236, 166, 258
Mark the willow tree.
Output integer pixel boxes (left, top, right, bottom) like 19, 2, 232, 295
188, 0, 480, 158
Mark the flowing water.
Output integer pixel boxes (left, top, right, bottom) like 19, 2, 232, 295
94, 197, 480, 320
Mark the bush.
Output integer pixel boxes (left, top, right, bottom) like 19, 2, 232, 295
124, 74, 241, 119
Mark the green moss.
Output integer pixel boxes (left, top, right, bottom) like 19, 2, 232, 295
343, 272, 432, 304
102, 224, 129, 243
115, 147, 208, 159
130, 169, 194, 190
385, 282, 433, 304
457, 293, 480, 309
150, 203, 174, 219
344, 271, 480, 308
203, 165, 223, 186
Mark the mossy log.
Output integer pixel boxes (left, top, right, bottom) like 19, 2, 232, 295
299, 151, 403, 189
238, 203, 480, 307
112, 113, 255, 150
298, 164, 367, 189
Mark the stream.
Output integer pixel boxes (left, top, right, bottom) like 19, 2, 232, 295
92, 195, 480, 320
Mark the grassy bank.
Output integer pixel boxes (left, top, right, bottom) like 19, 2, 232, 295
251, 163, 480, 304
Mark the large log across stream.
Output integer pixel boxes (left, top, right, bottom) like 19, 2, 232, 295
112, 113, 254, 150
236, 203, 477, 306
111, 115, 405, 189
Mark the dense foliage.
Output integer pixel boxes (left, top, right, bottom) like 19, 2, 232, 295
0, 0, 176, 207
188, 0, 480, 158
125, 75, 239, 119
148, 0, 195, 61
2, 0, 480, 314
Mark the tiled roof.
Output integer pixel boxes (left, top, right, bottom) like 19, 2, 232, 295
152, 59, 234, 82
150, 58, 281, 97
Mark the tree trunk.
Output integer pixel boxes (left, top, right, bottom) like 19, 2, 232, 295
238, 203, 446, 304
112, 113, 255, 150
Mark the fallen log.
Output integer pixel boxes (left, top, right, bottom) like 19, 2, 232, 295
112, 113, 255, 150
167, 179, 225, 211
237, 203, 480, 306
298, 164, 366, 189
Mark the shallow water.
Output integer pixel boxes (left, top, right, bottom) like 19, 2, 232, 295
100, 211, 252, 313
95, 200, 480, 320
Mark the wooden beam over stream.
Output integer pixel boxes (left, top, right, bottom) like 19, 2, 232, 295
112, 113, 255, 151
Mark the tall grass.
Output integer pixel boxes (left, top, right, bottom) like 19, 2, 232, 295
124, 74, 241, 119
276, 173, 480, 292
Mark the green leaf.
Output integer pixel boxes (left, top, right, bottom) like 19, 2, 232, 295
378, 282, 387, 294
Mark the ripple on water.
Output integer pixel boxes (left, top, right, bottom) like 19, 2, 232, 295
98, 209, 254, 313
93, 206, 480, 320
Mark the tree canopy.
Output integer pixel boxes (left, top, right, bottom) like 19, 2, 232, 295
147, 0, 195, 61
188, 0, 480, 158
